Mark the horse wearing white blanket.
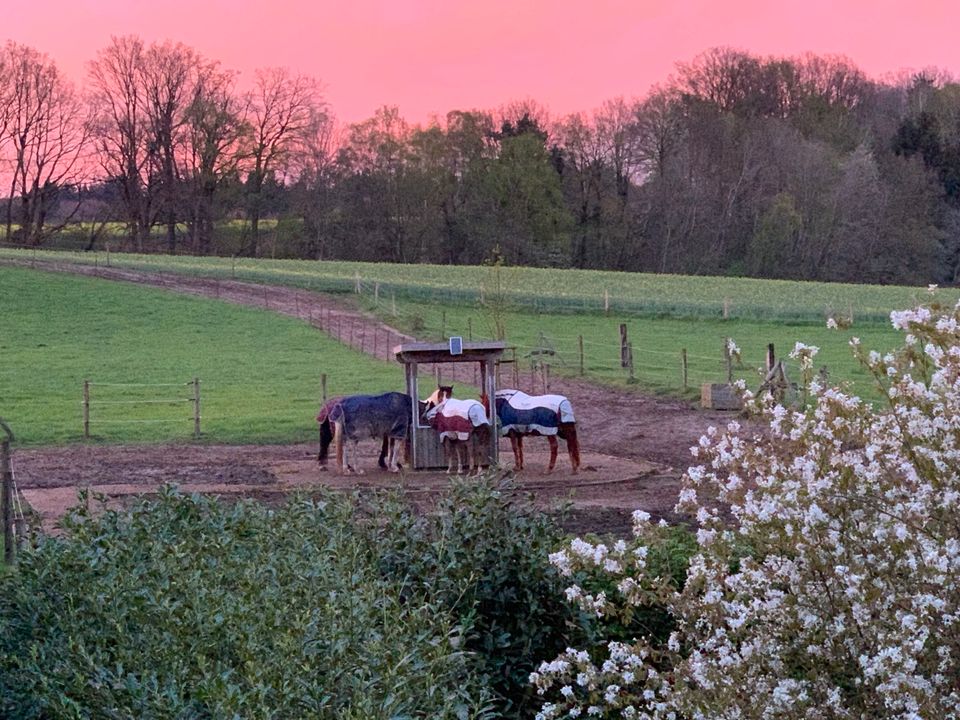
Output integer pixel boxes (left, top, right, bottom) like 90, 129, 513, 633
424, 392, 492, 475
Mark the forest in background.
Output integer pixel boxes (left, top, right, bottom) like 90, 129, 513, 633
1, 39, 958, 285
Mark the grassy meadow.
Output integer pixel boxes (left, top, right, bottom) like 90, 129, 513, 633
0, 250, 928, 448
0, 266, 403, 446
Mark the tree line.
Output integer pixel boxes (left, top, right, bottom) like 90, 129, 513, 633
1, 39, 959, 284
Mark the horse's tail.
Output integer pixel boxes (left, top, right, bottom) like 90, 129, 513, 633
318, 419, 334, 464
561, 423, 581, 470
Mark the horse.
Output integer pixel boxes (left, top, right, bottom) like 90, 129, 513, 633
423, 388, 491, 475
494, 389, 580, 474
317, 392, 412, 474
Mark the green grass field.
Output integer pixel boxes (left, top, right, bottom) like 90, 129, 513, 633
1, 248, 952, 323
0, 251, 922, 448
0, 266, 404, 446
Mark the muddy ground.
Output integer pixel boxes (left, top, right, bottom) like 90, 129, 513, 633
7, 258, 741, 536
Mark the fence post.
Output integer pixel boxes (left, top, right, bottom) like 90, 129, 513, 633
2, 419, 15, 565
193, 378, 201, 439
578, 335, 585, 376
441, 311, 446, 341
391, 292, 397, 316
766, 343, 776, 372
83, 380, 90, 439
355, 272, 361, 293
543, 363, 550, 393
374, 282, 380, 305
725, 339, 733, 383
723, 298, 730, 319
468, 317, 473, 341
321, 373, 328, 404
604, 289, 610, 315
619, 324, 629, 368
681, 348, 688, 391
512, 347, 519, 387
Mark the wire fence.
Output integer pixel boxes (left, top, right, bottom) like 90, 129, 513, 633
0, 244, 916, 325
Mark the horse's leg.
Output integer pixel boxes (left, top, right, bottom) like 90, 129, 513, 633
509, 433, 521, 471
334, 421, 346, 475
389, 438, 401, 472
563, 424, 581, 474
546, 435, 559, 474
351, 439, 363, 475
443, 438, 454, 474
378, 436, 389, 470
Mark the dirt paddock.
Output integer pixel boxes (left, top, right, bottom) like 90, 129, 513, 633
15, 440, 681, 536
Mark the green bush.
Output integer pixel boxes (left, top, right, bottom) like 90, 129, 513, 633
0, 487, 493, 719
368, 479, 593, 717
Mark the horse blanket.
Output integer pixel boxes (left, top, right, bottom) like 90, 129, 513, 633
494, 389, 575, 436
322, 392, 411, 441
427, 398, 490, 441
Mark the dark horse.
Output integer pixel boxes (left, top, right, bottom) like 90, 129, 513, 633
317, 387, 452, 474
494, 389, 581, 474
317, 392, 412, 474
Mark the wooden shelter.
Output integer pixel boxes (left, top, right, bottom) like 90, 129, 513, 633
394, 341, 506, 470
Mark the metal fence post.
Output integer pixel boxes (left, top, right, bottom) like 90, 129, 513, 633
193, 378, 201, 439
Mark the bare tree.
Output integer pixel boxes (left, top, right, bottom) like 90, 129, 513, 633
240, 67, 323, 255
180, 63, 246, 254
87, 36, 154, 250
0, 43, 90, 245
141, 41, 200, 253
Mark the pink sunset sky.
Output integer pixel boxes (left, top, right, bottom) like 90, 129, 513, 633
6, 0, 960, 124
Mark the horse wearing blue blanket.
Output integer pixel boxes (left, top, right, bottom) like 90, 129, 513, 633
494, 389, 580, 474
317, 392, 412, 474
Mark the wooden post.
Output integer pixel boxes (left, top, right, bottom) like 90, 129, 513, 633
435, 365, 442, 386
604, 288, 610, 314
391, 292, 397, 316
354, 272, 361, 293
512, 347, 519, 387
620, 324, 629, 368
681, 348, 689, 391
468, 317, 473, 341
578, 335, 585, 376
543, 363, 550, 393
295, 292, 300, 317
441, 311, 446, 341
1, 421, 14, 565
766, 343, 776, 372
723, 298, 730, 319
374, 282, 380, 305
725, 339, 733, 383
83, 380, 90, 439
193, 378, 201, 439
321, 373, 328, 404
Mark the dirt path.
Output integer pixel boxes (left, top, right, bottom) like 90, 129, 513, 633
7, 258, 740, 534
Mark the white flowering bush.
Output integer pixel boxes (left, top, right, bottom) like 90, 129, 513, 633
533, 300, 960, 719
